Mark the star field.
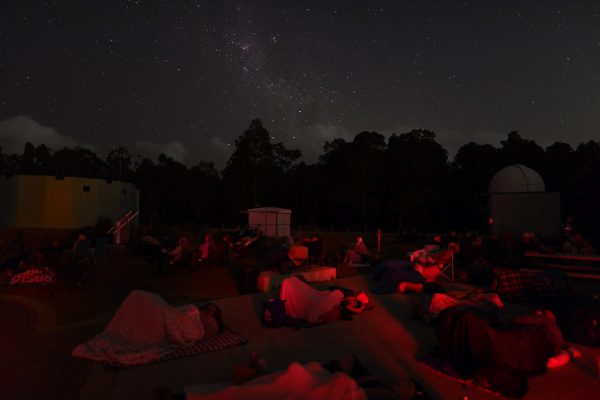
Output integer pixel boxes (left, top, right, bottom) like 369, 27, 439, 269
1, 1, 599, 166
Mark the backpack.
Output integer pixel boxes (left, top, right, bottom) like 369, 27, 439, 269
261, 298, 287, 328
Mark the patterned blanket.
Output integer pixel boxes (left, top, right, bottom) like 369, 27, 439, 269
104, 328, 248, 368
73, 290, 245, 367
493, 268, 562, 303
10, 267, 56, 285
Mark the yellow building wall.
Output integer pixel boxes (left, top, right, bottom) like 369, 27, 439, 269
0, 175, 139, 229
43, 177, 74, 228
0, 177, 19, 228
15, 175, 46, 227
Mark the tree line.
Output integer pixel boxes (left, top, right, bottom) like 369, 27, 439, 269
1, 119, 599, 237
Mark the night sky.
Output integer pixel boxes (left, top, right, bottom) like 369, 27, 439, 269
1, 1, 599, 168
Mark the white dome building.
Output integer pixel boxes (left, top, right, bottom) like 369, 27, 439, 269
489, 164, 545, 193
487, 165, 560, 236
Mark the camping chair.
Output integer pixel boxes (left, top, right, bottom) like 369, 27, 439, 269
91, 237, 109, 263
432, 245, 456, 281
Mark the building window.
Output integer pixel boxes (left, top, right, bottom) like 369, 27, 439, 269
83, 185, 90, 192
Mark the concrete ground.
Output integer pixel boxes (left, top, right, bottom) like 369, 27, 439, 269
2, 243, 600, 400
78, 275, 600, 400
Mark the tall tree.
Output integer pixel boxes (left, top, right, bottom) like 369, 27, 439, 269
385, 129, 449, 231
221, 119, 301, 219
500, 131, 545, 170
318, 132, 386, 227
105, 147, 133, 182
50, 146, 105, 179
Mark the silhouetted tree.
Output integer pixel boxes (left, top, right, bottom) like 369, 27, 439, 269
500, 131, 545, 170
51, 146, 105, 179
188, 161, 220, 224
450, 142, 502, 230
543, 142, 574, 191
19, 142, 37, 174
34, 144, 52, 173
0, 147, 5, 176
105, 147, 133, 182
221, 119, 301, 220
385, 129, 449, 231
318, 132, 386, 227
568, 141, 600, 234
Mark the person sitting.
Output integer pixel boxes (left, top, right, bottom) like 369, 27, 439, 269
212, 235, 233, 267
286, 236, 309, 269
42, 239, 67, 270
71, 233, 88, 253
302, 235, 323, 265
564, 233, 596, 255
279, 276, 369, 324
140, 234, 169, 275
195, 234, 216, 269
395, 242, 459, 293
436, 307, 580, 398
343, 236, 372, 265
73, 290, 224, 366
168, 238, 191, 268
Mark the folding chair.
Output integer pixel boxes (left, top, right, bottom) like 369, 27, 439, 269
433, 245, 456, 281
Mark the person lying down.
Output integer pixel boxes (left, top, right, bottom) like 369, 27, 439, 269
72, 290, 223, 366
279, 276, 370, 324
436, 307, 581, 398
156, 356, 429, 400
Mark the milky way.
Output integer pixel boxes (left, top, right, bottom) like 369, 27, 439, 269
1, 1, 599, 167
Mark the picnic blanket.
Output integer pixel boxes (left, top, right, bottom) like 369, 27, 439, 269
73, 290, 219, 366
104, 328, 248, 368
185, 361, 367, 400
10, 267, 56, 285
493, 268, 563, 303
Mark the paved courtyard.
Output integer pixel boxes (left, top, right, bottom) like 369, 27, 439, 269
2, 247, 600, 399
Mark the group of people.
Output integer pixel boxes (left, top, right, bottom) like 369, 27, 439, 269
140, 232, 233, 275
67, 227, 592, 400
0, 232, 110, 286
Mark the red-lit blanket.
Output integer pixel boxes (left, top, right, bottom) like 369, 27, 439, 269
72, 290, 206, 366
185, 362, 367, 400
10, 267, 56, 285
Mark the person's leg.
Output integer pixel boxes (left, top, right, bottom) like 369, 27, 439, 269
398, 282, 424, 293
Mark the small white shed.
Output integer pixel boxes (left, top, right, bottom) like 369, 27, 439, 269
247, 207, 291, 238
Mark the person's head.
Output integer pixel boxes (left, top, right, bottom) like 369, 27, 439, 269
202, 303, 224, 332
521, 231, 535, 244
204, 233, 213, 243
340, 295, 366, 319
356, 236, 363, 244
